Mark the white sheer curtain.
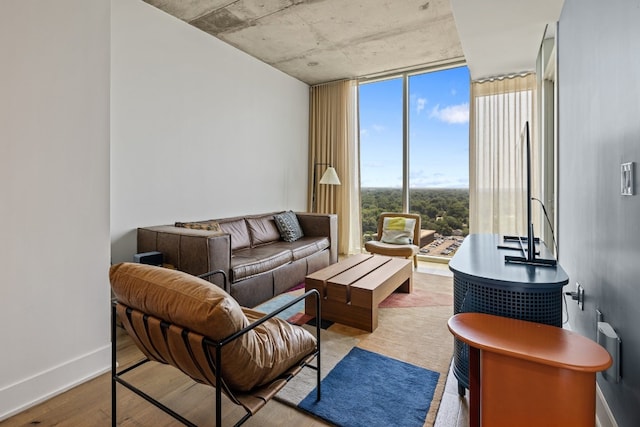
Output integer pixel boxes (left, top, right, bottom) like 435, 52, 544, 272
469, 73, 539, 236
308, 80, 360, 255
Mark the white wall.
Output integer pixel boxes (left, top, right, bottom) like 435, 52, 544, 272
0, 0, 111, 420
110, 0, 310, 264
0, 0, 307, 419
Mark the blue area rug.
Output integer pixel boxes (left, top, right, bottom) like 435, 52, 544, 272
254, 291, 335, 328
298, 347, 439, 427
253, 294, 303, 321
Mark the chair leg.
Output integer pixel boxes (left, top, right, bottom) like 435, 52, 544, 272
413, 255, 418, 268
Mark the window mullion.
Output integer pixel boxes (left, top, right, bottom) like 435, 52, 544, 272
402, 73, 410, 212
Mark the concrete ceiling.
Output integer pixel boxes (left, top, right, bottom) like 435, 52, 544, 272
142, 0, 564, 84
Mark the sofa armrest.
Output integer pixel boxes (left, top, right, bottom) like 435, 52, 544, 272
137, 225, 232, 290
295, 212, 338, 264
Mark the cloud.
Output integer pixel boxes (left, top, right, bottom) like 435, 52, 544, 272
361, 124, 385, 140
429, 102, 469, 124
416, 97, 427, 114
409, 169, 469, 188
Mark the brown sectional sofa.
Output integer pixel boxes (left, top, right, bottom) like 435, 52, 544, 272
137, 211, 338, 307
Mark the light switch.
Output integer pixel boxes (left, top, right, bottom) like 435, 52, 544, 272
621, 162, 634, 196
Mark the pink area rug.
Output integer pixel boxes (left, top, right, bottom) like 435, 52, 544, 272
287, 282, 306, 292
379, 273, 453, 308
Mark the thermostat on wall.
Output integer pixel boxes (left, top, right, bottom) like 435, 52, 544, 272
621, 162, 634, 196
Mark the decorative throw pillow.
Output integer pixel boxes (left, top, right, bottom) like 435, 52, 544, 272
175, 220, 221, 231
274, 211, 304, 242
380, 217, 416, 245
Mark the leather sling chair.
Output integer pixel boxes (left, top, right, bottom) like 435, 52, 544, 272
364, 212, 421, 268
110, 262, 321, 427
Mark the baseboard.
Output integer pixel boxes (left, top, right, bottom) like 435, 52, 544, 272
596, 383, 618, 427
0, 344, 111, 421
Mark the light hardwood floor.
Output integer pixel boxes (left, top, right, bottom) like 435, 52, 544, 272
0, 261, 467, 427
420, 260, 470, 427
1, 325, 331, 427
434, 363, 470, 427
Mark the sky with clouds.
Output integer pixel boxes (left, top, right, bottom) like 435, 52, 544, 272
359, 66, 470, 189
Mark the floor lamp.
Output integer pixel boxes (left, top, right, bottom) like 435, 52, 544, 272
313, 163, 341, 212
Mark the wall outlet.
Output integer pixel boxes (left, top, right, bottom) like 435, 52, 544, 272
621, 162, 634, 195
577, 283, 585, 310
596, 309, 603, 338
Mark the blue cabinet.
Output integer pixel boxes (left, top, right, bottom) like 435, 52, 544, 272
449, 234, 569, 394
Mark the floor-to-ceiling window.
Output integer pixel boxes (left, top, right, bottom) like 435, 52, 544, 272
359, 66, 470, 259
359, 77, 404, 241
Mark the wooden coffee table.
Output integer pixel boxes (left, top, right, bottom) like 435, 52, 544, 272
305, 253, 412, 332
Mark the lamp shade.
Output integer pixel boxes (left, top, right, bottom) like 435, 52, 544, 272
318, 166, 341, 185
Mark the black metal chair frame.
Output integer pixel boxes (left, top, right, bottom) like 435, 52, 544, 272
111, 269, 321, 426
197, 269, 230, 293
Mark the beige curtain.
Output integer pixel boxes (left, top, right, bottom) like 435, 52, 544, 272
308, 80, 360, 255
469, 73, 539, 236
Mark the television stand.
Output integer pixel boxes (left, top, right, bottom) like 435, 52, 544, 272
504, 254, 558, 267
502, 234, 540, 243
500, 235, 557, 267
448, 234, 569, 396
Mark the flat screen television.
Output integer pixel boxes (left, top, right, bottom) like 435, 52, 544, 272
502, 121, 557, 267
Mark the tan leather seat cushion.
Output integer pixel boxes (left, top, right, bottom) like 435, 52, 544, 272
364, 240, 419, 257
110, 263, 316, 391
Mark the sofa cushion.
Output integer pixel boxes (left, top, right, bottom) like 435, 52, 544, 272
268, 237, 330, 261
274, 211, 304, 242
110, 263, 316, 392
219, 219, 251, 251
292, 237, 330, 260
246, 215, 281, 246
230, 246, 293, 281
